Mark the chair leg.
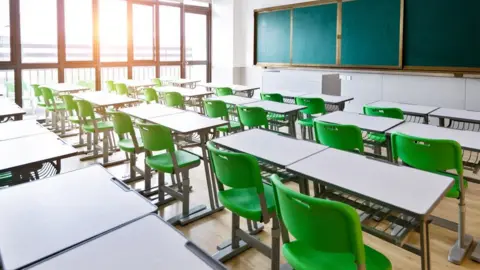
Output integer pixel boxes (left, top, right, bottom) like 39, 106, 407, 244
231, 213, 241, 249
129, 152, 136, 179
93, 132, 99, 157
86, 132, 92, 151
300, 126, 306, 140
181, 171, 190, 217
103, 131, 109, 163
308, 127, 314, 141
271, 216, 281, 270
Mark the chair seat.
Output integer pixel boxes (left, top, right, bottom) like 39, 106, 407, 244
37, 102, 46, 107
267, 113, 285, 121
69, 114, 102, 124
283, 241, 392, 270
46, 103, 66, 112
437, 172, 468, 199
146, 150, 200, 174
218, 184, 276, 222
0, 172, 12, 187
83, 121, 114, 133
119, 138, 144, 153
367, 133, 387, 143
216, 121, 241, 132
297, 118, 314, 127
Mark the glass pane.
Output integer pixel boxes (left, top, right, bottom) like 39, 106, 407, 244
100, 0, 127, 62
160, 65, 181, 78
20, 0, 58, 63
186, 65, 206, 82
133, 4, 154, 60
0, 0, 10, 61
184, 0, 209, 7
159, 6, 180, 61
65, 0, 93, 61
0, 70, 14, 100
22, 69, 58, 115
101, 67, 127, 88
185, 13, 207, 61
64, 68, 95, 89
133, 66, 155, 80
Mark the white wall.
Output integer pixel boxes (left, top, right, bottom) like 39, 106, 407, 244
225, 0, 480, 112
212, 0, 235, 83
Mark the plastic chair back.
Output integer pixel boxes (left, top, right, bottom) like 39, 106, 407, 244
40, 87, 55, 107
364, 106, 404, 120
216, 87, 233, 96
164, 92, 184, 108
314, 121, 364, 153
62, 95, 78, 116
207, 142, 264, 193
32, 84, 42, 97
76, 100, 96, 120
115, 83, 129, 96
271, 176, 367, 266
204, 100, 228, 119
144, 88, 159, 104
391, 133, 463, 175
237, 106, 268, 129
106, 81, 116, 93
137, 123, 175, 153
295, 97, 326, 115
261, 93, 283, 103
109, 111, 135, 136
152, 78, 162, 87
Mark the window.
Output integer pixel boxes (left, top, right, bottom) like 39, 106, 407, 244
159, 5, 181, 61
186, 65, 206, 82
0, 0, 10, 61
160, 65, 180, 78
133, 4, 154, 60
101, 67, 128, 88
133, 66, 155, 80
99, 0, 127, 62
20, 0, 58, 63
0, 70, 14, 99
185, 13, 207, 60
64, 68, 95, 87
65, 0, 93, 61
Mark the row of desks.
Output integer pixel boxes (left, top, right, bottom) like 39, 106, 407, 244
0, 98, 26, 122
0, 165, 225, 270
211, 129, 453, 270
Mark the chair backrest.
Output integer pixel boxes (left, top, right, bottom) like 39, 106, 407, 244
164, 91, 184, 108
109, 112, 139, 149
271, 176, 366, 267
5, 82, 14, 93
106, 80, 116, 93
76, 100, 96, 120
363, 106, 404, 120
62, 95, 78, 116
31, 84, 43, 102
204, 100, 228, 119
137, 122, 175, 153
216, 87, 233, 96
144, 87, 159, 104
152, 78, 162, 87
261, 93, 284, 103
207, 142, 264, 193
391, 132, 463, 175
314, 121, 364, 153
295, 97, 326, 115
115, 83, 129, 96
237, 106, 268, 129
40, 87, 55, 106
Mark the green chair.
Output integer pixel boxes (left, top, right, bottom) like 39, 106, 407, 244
164, 91, 185, 109
143, 87, 159, 104
237, 106, 269, 130
215, 87, 233, 96
40, 87, 66, 131
363, 106, 404, 151
110, 111, 144, 182
204, 100, 241, 134
137, 122, 201, 223
115, 83, 129, 96
261, 93, 286, 122
391, 132, 470, 261
76, 100, 114, 163
207, 142, 280, 269
295, 97, 326, 140
271, 176, 392, 270
314, 121, 364, 153
106, 80, 116, 93
152, 78, 162, 87
32, 84, 46, 108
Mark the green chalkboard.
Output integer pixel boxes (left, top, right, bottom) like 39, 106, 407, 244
292, 4, 337, 65
341, 0, 401, 67
256, 10, 291, 64
404, 0, 480, 69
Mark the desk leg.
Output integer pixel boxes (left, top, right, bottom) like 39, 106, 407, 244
419, 219, 431, 270
386, 134, 393, 162
339, 103, 345, 111
288, 113, 297, 138
439, 117, 445, 127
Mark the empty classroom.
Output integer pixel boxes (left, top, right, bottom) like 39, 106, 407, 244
1, 0, 480, 269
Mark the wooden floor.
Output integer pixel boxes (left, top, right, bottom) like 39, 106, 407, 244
60, 134, 480, 270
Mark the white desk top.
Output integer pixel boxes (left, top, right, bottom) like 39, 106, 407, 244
149, 112, 227, 134
74, 92, 139, 107
368, 101, 438, 116
198, 83, 260, 92
169, 79, 201, 85
0, 165, 156, 270
154, 86, 212, 97
244, 100, 306, 114
0, 133, 77, 172
300, 93, 354, 105
207, 95, 259, 106
120, 104, 185, 120
43, 83, 90, 93
122, 80, 157, 88
429, 108, 480, 123
315, 111, 404, 133
287, 148, 453, 216
0, 99, 26, 117
387, 122, 480, 151
212, 129, 328, 167
27, 215, 224, 270
0, 120, 49, 141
